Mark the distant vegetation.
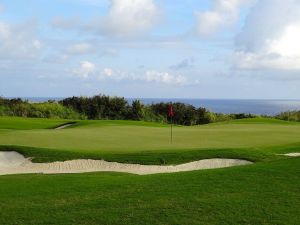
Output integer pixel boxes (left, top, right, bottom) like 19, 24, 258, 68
1, 95, 257, 125
0, 97, 83, 119
276, 111, 300, 122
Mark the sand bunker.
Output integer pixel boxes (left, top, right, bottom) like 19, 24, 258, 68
281, 153, 300, 157
55, 123, 74, 130
0, 151, 252, 176
0, 151, 28, 167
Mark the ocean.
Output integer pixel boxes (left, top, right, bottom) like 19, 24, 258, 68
16, 97, 300, 116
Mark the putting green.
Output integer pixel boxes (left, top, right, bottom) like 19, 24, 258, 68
0, 116, 300, 164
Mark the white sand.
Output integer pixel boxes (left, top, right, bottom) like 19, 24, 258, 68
0, 151, 28, 167
55, 123, 73, 130
281, 153, 300, 157
0, 151, 252, 176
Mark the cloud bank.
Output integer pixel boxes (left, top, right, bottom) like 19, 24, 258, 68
70, 62, 187, 85
234, 0, 300, 71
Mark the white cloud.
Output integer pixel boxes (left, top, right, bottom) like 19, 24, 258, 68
144, 70, 187, 85
0, 20, 42, 59
52, 0, 161, 38
267, 24, 300, 58
98, 67, 187, 85
99, 68, 130, 81
66, 43, 94, 55
233, 52, 300, 71
71, 61, 96, 78
234, 0, 300, 71
195, 0, 252, 36
103, 68, 114, 77
86, 0, 161, 38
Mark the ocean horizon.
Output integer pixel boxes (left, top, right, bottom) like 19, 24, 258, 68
7, 97, 300, 116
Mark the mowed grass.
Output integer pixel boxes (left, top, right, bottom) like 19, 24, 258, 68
0, 116, 300, 163
0, 116, 300, 224
0, 158, 299, 225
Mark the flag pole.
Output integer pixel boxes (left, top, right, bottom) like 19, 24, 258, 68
171, 116, 173, 144
168, 104, 173, 144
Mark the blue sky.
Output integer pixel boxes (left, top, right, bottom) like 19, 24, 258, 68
1, 0, 300, 99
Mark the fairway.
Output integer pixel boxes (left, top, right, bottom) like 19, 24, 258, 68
0, 116, 300, 224
0, 157, 299, 224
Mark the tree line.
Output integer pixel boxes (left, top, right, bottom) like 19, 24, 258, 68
60, 95, 256, 125
0, 97, 83, 119
1, 95, 256, 125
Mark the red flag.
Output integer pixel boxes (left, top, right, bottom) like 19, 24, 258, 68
168, 105, 174, 117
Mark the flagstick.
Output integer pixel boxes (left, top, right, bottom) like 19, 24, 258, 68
171, 116, 173, 144
168, 104, 174, 144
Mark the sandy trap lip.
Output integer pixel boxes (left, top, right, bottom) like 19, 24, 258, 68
0, 151, 253, 176
280, 153, 300, 157
55, 122, 76, 130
